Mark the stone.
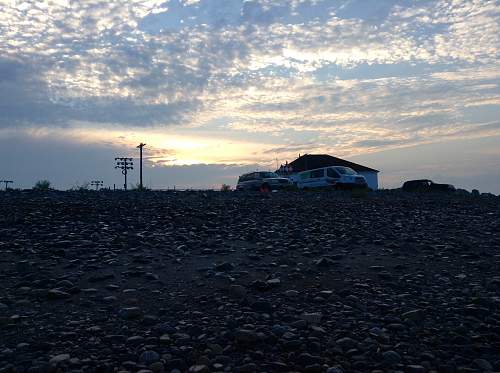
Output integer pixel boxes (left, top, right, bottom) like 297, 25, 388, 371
215, 262, 234, 272
402, 309, 424, 321
472, 359, 492, 371
234, 329, 260, 344
251, 300, 273, 313
140, 350, 160, 364
228, 285, 247, 299
119, 307, 143, 319
405, 365, 426, 373
188, 365, 209, 373
284, 290, 299, 298
266, 278, 281, 286
47, 289, 71, 300
300, 312, 323, 324
49, 354, 71, 365
382, 350, 402, 365
326, 368, 344, 373
336, 337, 358, 350
297, 353, 322, 366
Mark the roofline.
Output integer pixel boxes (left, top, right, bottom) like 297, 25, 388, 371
292, 154, 379, 173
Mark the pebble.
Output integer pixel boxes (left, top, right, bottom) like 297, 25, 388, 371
383, 350, 402, 365
47, 289, 71, 300
140, 350, 160, 364
49, 354, 71, 365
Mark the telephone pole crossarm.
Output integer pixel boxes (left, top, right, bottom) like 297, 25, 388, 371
114, 157, 133, 190
90, 180, 104, 191
0, 180, 13, 191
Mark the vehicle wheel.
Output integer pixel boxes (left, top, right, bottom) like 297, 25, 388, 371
260, 183, 270, 193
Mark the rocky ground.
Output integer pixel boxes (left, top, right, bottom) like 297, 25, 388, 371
0, 190, 499, 373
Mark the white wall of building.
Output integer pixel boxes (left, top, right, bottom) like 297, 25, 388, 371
358, 171, 379, 190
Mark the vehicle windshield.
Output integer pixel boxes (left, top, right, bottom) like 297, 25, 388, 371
259, 172, 279, 178
335, 167, 356, 175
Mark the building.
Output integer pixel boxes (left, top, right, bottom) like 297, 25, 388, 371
279, 154, 380, 190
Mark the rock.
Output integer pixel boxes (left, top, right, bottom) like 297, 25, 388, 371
300, 312, 323, 324
284, 290, 299, 298
315, 257, 336, 267
215, 262, 234, 272
402, 309, 424, 321
159, 334, 171, 344
188, 365, 209, 373
126, 335, 145, 345
405, 365, 426, 373
268, 362, 290, 371
237, 363, 258, 372
47, 289, 71, 300
382, 350, 402, 365
140, 350, 160, 364
249, 280, 270, 291
326, 368, 344, 373
251, 300, 273, 313
228, 284, 247, 299
297, 353, 322, 366
234, 329, 260, 344
472, 359, 492, 371
266, 278, 281, 287
149, 362, 164, 373
49, 354, 70, 365
119, 307, 143, 319
336, 337, 358, 350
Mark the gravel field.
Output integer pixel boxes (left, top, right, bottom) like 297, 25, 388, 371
0, 190, 499, 373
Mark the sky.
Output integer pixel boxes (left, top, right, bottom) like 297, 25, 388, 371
0, 0, 499, 192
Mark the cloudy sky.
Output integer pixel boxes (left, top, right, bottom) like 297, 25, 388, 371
0, 0, 499, 192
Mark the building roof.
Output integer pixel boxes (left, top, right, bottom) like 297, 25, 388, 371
287, 154, 379, 173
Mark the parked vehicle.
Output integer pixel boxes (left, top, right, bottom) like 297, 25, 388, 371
402, 179, 456, 192
296, 166, 367, 190
236, 171, 292, 191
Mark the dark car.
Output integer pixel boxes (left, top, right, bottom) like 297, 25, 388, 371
402, 179, 456, 192
236, 171, 291, 191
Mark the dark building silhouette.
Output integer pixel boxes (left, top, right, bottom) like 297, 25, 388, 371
279, 154, 380, 190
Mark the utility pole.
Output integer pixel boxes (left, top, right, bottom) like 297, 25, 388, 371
114, 157, 133, 190
90, 180, 103, 191
136, 143, 146, 190
0, 180, 13, 190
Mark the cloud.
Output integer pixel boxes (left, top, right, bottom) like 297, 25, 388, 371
0, 0, 498, 170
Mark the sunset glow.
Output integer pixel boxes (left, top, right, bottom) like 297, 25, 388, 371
0, 0, 499, 191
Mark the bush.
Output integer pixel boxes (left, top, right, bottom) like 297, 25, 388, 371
33, 180, 51, 191
220, 184, 231, 192
131, 183, 150, 191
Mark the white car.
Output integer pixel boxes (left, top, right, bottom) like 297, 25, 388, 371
296, 166, 367, 189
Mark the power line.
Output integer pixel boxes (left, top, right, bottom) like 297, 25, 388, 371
114, 157, 133, 190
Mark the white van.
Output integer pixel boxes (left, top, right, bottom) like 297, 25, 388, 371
296, 166, 367, 189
